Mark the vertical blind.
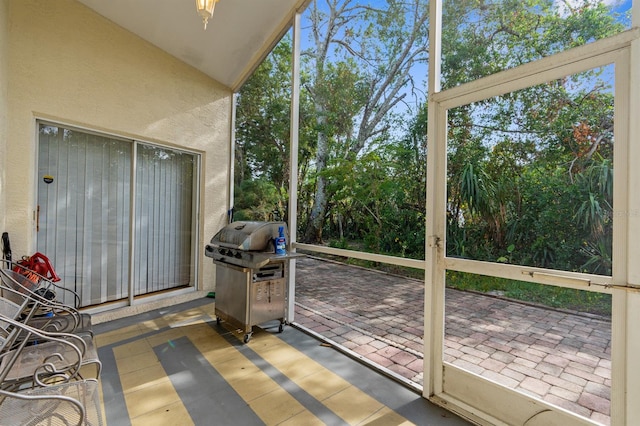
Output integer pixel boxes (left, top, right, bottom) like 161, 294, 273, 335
37, 124, 197, 307
134, 145, 195, 295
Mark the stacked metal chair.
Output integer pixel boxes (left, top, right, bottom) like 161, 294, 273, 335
0, 260, 103, 425
1, 260, 93, 336
0, 378, 102, 426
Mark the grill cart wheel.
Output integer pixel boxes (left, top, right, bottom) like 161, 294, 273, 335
243, 333, 252, 343
278, 322, 284, 333
216, 317, 221, 324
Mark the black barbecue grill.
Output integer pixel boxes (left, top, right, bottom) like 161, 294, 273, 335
205, 221, 299, 342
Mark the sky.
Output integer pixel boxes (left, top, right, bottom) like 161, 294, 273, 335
555, 0, 632, 17
292, 0, 633, 138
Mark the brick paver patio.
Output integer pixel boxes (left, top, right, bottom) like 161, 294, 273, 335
294, 256, 612, 425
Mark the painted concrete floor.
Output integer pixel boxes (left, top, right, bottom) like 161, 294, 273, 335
294, 256, 612, 425
95, 297, 471, 426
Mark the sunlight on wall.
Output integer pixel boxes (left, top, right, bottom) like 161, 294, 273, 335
6, 0, 232, 290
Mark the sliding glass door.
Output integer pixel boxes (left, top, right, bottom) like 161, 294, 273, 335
133, 144, 196, 296
37, 123, 198, 307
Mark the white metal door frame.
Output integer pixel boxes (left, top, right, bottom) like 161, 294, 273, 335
424, 1, 640, 421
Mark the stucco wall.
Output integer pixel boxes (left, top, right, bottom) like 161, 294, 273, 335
7, 0, 231, 291
0, 0, 7, 233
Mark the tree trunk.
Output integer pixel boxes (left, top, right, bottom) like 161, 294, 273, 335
301, 0, 428, 243
304, 113, 328, 243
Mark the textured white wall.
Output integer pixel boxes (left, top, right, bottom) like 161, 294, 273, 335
0, 0, 7, 233
7, 0, 232, 291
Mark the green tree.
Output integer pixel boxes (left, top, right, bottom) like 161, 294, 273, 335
235, 36, 315, 222
302, 0, 429, 243
233, 179, 283, 221
443, 0, 623, 273
323, 103, 428, 258
235, 0, 624, 277
235, 39, 292, 190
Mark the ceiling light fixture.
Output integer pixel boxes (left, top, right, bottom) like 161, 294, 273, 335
196, 0, 220, 30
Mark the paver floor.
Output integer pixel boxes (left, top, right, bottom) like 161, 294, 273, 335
294, 256, 612, 425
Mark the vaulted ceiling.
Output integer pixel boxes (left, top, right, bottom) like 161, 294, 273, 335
77, 0, 309, 91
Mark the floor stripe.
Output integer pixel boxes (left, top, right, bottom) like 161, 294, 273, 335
278, 324, 468, 425
155, 335, 265, 426
191, 321, 329, 425
104, 309, 410, 425
94, 301, 454, 425
115, 329, 191, 425
97, 318, 206, 425
210, 322, 349, 426
97, 346, 131, 426
232, 327, 411, 425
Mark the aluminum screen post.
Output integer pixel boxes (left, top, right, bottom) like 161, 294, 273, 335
286, 9, 302, 324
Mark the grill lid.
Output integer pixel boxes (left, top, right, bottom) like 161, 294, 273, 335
209, 221, 287, 251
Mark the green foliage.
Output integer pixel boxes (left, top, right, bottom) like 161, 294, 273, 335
314, 60, 369, 140
442, 0, 625, 87
235, 0, 625, 311
447, 271, 611, 316
443, 0, 620, 274
301, 0, 430, 242
235, 38, 292, 187
235, 36, 316, 223
328, 238, 349, 249
316, 109, 428, 259
233, 179, 283, 222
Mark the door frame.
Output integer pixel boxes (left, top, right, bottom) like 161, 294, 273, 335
35, 119, 202, 310
425, 8, 640, 422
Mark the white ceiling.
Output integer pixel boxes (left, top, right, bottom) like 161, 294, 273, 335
77, 0, 308, 92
